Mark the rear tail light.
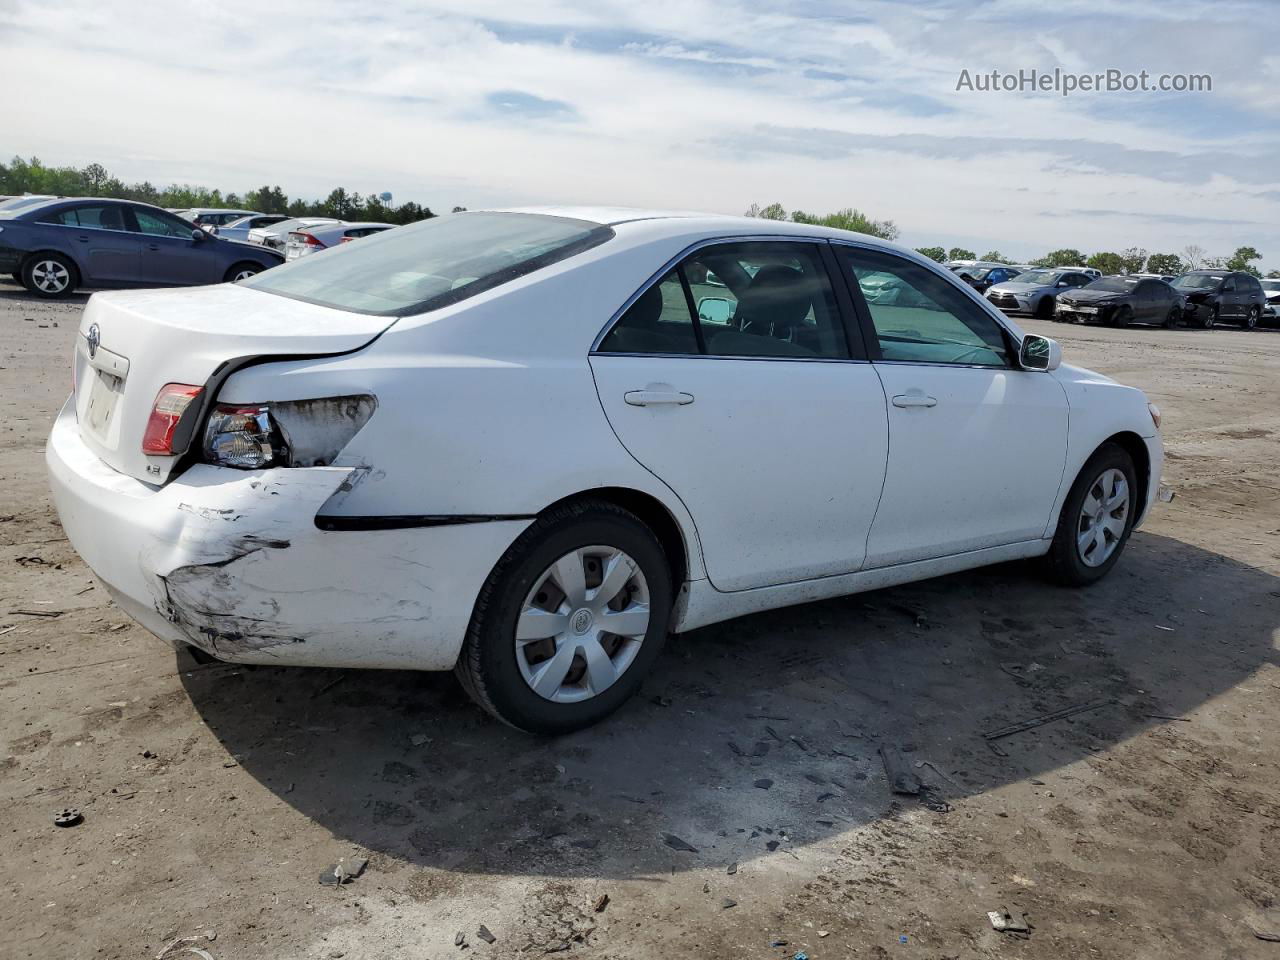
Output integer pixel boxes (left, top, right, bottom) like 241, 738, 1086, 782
203, 395, 376, 470
290, 231, 324, 247
142, 383, 203, 455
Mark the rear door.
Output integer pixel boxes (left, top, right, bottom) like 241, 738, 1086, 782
40, 204, 140, 284
590, 239, 890, 592
834, 244, 1069, 567
128, 207, 221, 285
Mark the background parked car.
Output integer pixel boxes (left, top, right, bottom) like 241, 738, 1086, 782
958, 264, 1023, 294
0, 197, 283, 298
986, 268, 1093, 317
284, 221, 396, 259
175, 208, 260, 228
1172, 270, 1267, 329
214, 214, 292, 243
248, 217, 342, 250
1259, 278, 1280, 322
0, 194, 59, 212
1054, 276, 1183, 328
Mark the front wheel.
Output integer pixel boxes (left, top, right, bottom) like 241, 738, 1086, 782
22, 253, 78, 298
456, 500, 673, 735
1163, 306, 1180, 329
1112, 305, 1133, 328
224, 262, 262, 283
1036, 296, 1054, 320
1203, 305, 1218, 329
1043, 443, 1138, 587
1242, 305, 1260, 330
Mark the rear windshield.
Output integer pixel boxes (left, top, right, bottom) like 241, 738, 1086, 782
1087, 277, 1140, 292
241, 212, 614, 315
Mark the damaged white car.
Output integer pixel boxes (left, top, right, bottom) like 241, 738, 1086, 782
48, 209, 1163, 734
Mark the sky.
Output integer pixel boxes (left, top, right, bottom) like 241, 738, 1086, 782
2, 0, 1278, 269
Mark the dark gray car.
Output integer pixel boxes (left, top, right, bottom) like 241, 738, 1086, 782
0, 198, 283, 298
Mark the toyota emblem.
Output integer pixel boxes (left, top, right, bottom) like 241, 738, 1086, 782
86, 323, 100, 359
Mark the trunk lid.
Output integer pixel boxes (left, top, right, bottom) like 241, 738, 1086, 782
73, 283, 396, 484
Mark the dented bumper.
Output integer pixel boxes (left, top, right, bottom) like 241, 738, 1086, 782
46, 400, 529, 669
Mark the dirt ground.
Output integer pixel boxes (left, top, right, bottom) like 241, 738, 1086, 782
2, 281, 1278, 960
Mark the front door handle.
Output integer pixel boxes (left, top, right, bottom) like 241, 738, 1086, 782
147, 243, 160, 251
624, 390, 694, 407
891, 393, 937, 409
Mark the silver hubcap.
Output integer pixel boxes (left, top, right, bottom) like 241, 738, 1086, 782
232, 268, 257, 282
32, 260, 69, 293
516, 546, 650, 704
1077, 468, 1130, 567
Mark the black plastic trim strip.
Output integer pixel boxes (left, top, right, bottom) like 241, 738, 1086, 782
315, 513, 535, 532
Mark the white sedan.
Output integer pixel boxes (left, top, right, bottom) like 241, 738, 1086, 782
47, 209, 1163, 734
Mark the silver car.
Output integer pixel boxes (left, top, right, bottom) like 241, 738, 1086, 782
986, 268, 1093, 318
215, 214, 292, 243
284, 221, 396, 259
247, 217, 342, 250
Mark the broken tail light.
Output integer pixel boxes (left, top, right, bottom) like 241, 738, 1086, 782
142, 383, 204, 455
203, 396, 376, 470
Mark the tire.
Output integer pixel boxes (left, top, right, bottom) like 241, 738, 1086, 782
1163, 306, 1180, 329
224, 262, 263, 283
1043, 442, 1138, 587
21, 253, 78, 298
9, 272, 20, 285
1242, 305, 1260, 330
455, 499, 674, 735
1203, 305, 1218, 329
1036, 296, 1054, 320
1112, 305, 1133, 328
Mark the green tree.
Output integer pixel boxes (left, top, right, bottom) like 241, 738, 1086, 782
1145, 253, 1184, 276
946, 247, 976, 261
980, 250, 1012, 264
914, 246, 946, 263
81, 162, 109, 195
1267, 270, 1280, 279
1032, 248, 1086, 268
790, 207, 898, 240
1086, 251, 1124, 275
1225, 246, 1263, 277
1182, 244, 1205, 270
744, 202, 788, 220
1118, 247, 1148, 274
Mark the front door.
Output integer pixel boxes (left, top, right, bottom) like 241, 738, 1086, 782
834, 244, 1070, 568
47, 204, 139, 284
127, 208, 219, 285
589, 240, 889, 592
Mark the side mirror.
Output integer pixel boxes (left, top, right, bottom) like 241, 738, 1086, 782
697, 296, 735, 325
191, 228, 206, 241
1056, 280, 1069, 288
1020, 334, 1061, 371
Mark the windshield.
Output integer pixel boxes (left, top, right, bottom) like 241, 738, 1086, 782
242, 212, 614, 315
1172, 274, 1223, 290
1087, 277, 1140, 292
1012, 270, 1058, 285
1260, 279, 1280, 292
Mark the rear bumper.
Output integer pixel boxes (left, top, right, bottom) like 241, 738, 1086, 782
46, 399, 528, 669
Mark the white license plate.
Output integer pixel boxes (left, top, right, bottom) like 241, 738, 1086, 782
84, 369, 123, 438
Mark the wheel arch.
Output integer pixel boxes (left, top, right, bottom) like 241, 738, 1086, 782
22, 248, 83, 286
1100, 430, 1150, 515
538, 486, 693, 591
223, 260, 266, 283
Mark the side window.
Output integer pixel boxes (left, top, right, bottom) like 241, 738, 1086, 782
54, 205, 127, 231
597, 270, 700, 355
132, 209, 192, 238
839, 247, 1011, 367
1222, 277, 1236, 292
38, 208, 80, 226
598, 242, 849, 360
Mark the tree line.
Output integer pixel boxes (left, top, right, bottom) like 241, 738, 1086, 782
0, 156, 456, 226
746, 201, 1274, 278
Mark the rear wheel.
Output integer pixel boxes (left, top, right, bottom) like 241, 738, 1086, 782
22, 253, 77, 298
1163, 306, 1180, 329
1112, 305, 1133, 328
1203, 305, 1218, 329
1043, 443, 1137, 587
224, 262, 262, 283
456, 499, 673, 735
1242, 305, 1260, 330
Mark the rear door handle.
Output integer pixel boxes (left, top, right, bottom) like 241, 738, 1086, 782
624, 390, 694, 407
77, 235, 89, 243
147, 243, 159, 251
891, 393, 937, 408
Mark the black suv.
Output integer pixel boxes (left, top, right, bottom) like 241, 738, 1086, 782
1171, 271, 1267, 329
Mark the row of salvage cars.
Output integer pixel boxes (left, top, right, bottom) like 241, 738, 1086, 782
977, 263, 1276, 330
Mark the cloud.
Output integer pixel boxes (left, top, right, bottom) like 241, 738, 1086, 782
0, 0, 1277, 268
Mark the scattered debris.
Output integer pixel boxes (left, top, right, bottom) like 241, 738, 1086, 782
662, 833, 698, 853
728, 741, 744, 756
1155, 624, 1175, 632
9, 608, 63, 618
766, 840, 780, 852
818, 931, 829, 938
765, 726, 783, 742
1147, 714, 1191, 722
53, 807, 82, 827
753, 778, 774, 790
155, 934, 217, 960
789, 735, 810, 752
794, 953, 809, 960
988, 908, 1031, 936
455, 931, 466, 947
890, 601, 927, 627
726, 861, 738, 875
879, 744, 922, 795
918, 786, 953, 813
477, 925, 497, 944
750, 741, 771, 758
650, 695, 673, 707
983, 699, 1114, 740
311, 673, 347, 698
409, 733, 431, 746
721, 897, 738, 910
318, 856, 368, 886
593, 894, 610, 913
